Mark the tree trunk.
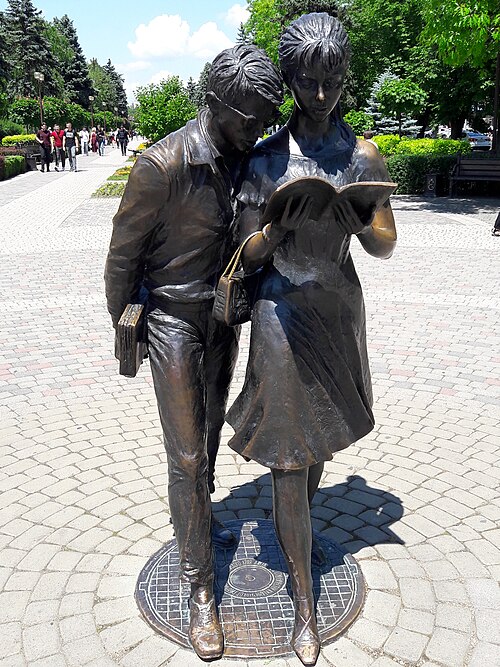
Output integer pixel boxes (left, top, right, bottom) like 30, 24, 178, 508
492, 51, 500, 154
450, 115, 466, 139
417, 108, 432, 138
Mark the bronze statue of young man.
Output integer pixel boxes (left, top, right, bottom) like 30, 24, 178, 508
104, 45, 283, 660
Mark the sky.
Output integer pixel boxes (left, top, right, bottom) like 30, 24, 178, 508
0, 0, 250, 102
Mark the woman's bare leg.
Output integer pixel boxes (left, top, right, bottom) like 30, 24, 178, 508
272, 467, 320, 665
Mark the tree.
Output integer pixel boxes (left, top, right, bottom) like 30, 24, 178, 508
421, 0, 500, 149
88, 58, 116, 109
344, 110, 374, 135
135, 77, 197, 142
378, 77, 427, 137
103, 59, 128, 116
1, 0, 57, 98
192, 62, 212, 109
52, 15, 93, 108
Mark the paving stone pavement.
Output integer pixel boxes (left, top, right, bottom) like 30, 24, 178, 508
0, 156, 499, 667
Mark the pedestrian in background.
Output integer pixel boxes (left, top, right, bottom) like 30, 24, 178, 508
90, 128, 98, 153
50, 124, 66, 171
63, 122, 79, 172
36, 122, 52, 172
97, 126, 105, 156
79, 127, 90, 156
117, 125, 129, 156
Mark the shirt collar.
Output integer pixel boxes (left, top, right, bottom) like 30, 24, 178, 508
185, 109, 222, 173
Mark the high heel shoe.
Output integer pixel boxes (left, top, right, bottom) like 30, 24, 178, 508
291, 605, 321, 665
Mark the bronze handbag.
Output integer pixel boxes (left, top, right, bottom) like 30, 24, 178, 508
213, 231, 261, 326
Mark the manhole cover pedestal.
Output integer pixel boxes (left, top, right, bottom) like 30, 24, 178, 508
135, 518, 365, 659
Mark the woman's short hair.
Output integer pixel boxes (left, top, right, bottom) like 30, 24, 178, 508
208, 44, 283, 108
279, 13, 351, 86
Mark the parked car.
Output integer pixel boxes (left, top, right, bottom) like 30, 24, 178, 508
461, 130, 491, 151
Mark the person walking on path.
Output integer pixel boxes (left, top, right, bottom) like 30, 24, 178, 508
116, 125, 129, 156
97, 126, 105, 156
79, 127, 90, 156
105, 44, 283, 661
36, 123, 52, 172
63, 123, 79, 172
50, 124, 66, 171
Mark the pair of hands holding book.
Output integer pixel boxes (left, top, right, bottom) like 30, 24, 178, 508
266, 194, 375, 238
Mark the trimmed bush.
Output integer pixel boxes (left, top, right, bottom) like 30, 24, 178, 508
386, 154, 457, 194
0, 155, 26, 181
373, 134, 471, 157
0, 119, 24, 140
2, 134, 37, 146
344, 110, 374, 135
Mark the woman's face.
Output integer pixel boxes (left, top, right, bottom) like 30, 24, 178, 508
290, 59, 345, 122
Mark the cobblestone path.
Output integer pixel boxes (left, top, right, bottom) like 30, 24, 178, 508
0, 157, 499, 667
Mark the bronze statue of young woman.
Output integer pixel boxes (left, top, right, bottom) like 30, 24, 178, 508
226, 13, 397, 665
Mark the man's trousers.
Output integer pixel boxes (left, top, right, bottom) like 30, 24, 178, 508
147, 299, 239, 585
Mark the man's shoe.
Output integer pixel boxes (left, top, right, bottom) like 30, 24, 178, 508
188, 596, 224, 660
212, 514, 237, 548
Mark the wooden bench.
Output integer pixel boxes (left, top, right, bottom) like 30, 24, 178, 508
449, 155, 500, 195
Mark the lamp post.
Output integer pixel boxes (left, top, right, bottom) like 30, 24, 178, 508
89, 95, 95, 128
34, 71, 44, 126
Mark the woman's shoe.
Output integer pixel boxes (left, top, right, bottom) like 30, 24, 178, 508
291, 606, 321, 665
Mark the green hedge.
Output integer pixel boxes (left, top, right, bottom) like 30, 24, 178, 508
373, 135, 471, 157
386, 154, 457, 194
2, 134, 37, 146
0, 119, 24, 140
0, 155, 26, 181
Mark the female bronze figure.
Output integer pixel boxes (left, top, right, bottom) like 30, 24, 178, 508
226, 13, 397, 665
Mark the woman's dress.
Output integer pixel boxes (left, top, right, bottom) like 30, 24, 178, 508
226, 123, 391, 470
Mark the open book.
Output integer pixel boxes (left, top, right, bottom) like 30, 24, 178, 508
263, 177, 397, 224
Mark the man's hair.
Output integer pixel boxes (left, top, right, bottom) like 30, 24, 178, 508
363, 130, 374, 139
279, 13, 350, 86
208, 44, 283, 107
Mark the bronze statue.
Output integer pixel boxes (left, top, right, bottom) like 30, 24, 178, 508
104, 45, 283, 660
226, 13, 397, 665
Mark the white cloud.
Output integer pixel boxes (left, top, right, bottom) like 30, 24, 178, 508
188, 22, 233, 59
224, 3, 249, 28
128, 15, 190, 58
115, 61, 151, 74
128, 14, 234, 60
150, 70, 174, 85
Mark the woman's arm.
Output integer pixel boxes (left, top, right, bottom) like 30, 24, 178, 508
357, 199, 397, 259
240, 195, 312, 274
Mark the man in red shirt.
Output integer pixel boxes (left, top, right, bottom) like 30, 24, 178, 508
36, 123, 52, 172
50, 124, 66, 172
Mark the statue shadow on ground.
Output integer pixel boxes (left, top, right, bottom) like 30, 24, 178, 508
212, 473, 404, 605
394, 194, 500, 215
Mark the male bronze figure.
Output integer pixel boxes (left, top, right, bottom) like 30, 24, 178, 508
104, 45, 283, 660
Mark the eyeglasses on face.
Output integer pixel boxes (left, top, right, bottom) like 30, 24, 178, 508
213, 93, 279, 129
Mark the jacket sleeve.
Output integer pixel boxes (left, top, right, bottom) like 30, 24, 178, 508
104, 155, 167, 327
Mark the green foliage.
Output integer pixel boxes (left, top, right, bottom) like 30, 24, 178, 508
244, 0, 282, 64
0, 154, 26, 180
386, 153, 457, 193
135, 77, 197, 143
378, 77, 427, 136
8, 98, 40, 129
2, 133, 37, 146
344, 110, 374, 135
421, 0, 500, 67
51, 15, 93, 108
372, 134, 471, 157
1, 0, 57, 98
0, 118, 23, 139
93, 181, 126, 198
278, 95, 295, 125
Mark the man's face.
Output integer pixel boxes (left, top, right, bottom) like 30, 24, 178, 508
54, 125, 59, 132
216, 93, 278, 153
41, 123, 47, 131
66, 123, 72, 130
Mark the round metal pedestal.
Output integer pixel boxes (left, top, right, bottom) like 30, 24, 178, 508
135, 518, 365, 659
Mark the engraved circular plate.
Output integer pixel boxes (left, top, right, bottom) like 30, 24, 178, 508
135, 519, 365, 658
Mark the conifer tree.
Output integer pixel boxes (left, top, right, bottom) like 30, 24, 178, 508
2, 0, 57, 98
52, 14, 93, 108
103, 59, 128, 116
